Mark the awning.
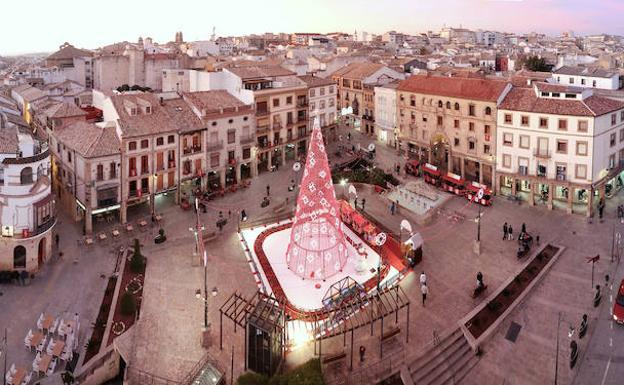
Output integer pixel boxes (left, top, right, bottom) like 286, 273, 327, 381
404, 232, 424, 249
364, 224, 377, 234
352, 213, 368, 227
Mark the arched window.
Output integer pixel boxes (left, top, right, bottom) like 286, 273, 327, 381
446, 101, 451, 109
438, 100, 443, 108
454, 103, 460, 111
20, 167, 33, 184
485, 106, 492, 115
14, 246, 26, 268
37, 164, 44, 179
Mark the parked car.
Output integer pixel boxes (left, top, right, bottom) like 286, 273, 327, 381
613, 279, 624, 325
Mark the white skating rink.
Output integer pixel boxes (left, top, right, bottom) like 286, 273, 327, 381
240, 220, 399, 311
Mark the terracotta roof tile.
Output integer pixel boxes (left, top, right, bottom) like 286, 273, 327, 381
226, 65, 295, 79
330, 62, 384, 79
397, 76, 509, 102
297, 75, 336, 87
56, 121, 120, 158
0, 126, 19, 153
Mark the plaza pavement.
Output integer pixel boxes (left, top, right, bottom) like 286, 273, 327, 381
2, 124, 622, 385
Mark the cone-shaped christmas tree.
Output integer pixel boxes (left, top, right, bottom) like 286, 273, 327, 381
286, 116, 348, 281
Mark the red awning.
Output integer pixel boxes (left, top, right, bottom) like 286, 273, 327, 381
352, 213, 368, 227
442, 174, 465, 186
340, 200, 355, 214
423, 165, 441, 177
407, 159, 420, 167
364, 224, 377, 234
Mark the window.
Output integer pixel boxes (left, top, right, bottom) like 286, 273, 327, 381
210, 153, 219, 167
96, 164, 104, 181
228, 119, 233, 124
578, 120, 588, 132
612, 114, 617, 126
0, 168, 3, 185
329, 86, 334, 93
227, 130, 236, 144
438, 100, 443, 108
620, 129, 624, 142
454, 120, 459, 129
485, 107, 492, 116
593, 80, 597, 87
581, 78, 586, 85
310, 89, 316, 97
556, 164, 567, 181
141, 139, 149, 149
310, 101, 315, 111
484, 125, 491, 135
469, 122, 475, 131
422, 116, 427, 122
575, 164, 587, 179
320, 88, 325, 96
145, 106, 151, 114
212, 121, 217, 127
410, 96, 416, 107
576, 141, 588, 156
329, 98, 334, 107
519, 135, 530, 149
242, 147, 251, 159
468, 105, 476, 116
437, 116, 443, 126
273, 98, 280, 107
68, 152, 72, 163
156, 137, 164, 146
129, 141, 137, 151
504, 114, 512, 124
502, 154, 511, 168
13, 246, 26, 269
558, 119, 567, 130
20, 167, 33, 184
320, 100, 325, 109
503, 133, 513, 146
446, 101, 451, 109
521, 116, 529, 126
539, 118, 548, 129
569, 77, 574, 84
556, 140, 568, 153
110, 162, 117, 179
454, 103, 460, 111
611, 133, 616, 147
141, 155, 149, 174
468, 140, 475, 150
621, 111, 624, 122
454, 138, 460, 147
483, 144, 491, 154
609, 154, 616, 168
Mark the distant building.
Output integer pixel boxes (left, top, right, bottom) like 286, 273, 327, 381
553, 66, 621, 90
45, 42, 94, 88
374, 81, 400, 146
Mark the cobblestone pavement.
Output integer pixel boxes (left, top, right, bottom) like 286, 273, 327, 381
3, 124, 623, 385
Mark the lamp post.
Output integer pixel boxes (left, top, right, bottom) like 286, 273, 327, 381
191, 197, 209, 331
554, 312, 576, 385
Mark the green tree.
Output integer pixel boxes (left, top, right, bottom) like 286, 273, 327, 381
523, 56, 550, 72
130, 238, 145, 273
120, 291, 136, 316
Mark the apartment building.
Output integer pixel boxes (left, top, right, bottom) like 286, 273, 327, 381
45, 43, 94, 88
0, 125, 54, 272
496, 82, 624, 216
553, 66, 621, 90
50, 121, 120, 233
374, 81, 400, 147
332, 63, 405, 135
298, 75, 338, 141
396, 75, 511, 189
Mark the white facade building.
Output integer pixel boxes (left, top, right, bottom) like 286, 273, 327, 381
496, 82, 624, 215
374, 82, 399, 146
553, 66, 620, 90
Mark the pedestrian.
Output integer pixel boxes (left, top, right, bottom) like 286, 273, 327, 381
354, 197, 358, 209
241, 209, 248, 222
266, 184, 270, 196
395, 163, 400, 174
351, 144, 356, 152
476, 271, 484, 288
503, 222, 508, 240
521, 223, 526, 234
361, 198, 366, 211
508, 225, 514, 240
228, 210, 232, 218
55, 233, 60, 248
390, 201, 396, 215
419, 271, 427, 286
359, 345, 366, 362
219, 211, 223, 219
421, 283, 429, 306
536, 234, 540, 245
348, 132, 351, 141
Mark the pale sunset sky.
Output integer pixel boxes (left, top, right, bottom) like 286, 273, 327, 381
1, 0, 622, 55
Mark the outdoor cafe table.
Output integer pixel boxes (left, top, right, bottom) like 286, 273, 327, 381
126, 224, 133, 232
98, 233, 107, 241
84, 237, 94, 245
112, 229, 120, 237
30, 331, 44, 350
37, 354, 53, 374
58, 320, 75, 339
155, 214, 162, 221
41, 314, 54, 330
11, 368, 26, 385
51, 340, 65, 357
139, 219, 148, 227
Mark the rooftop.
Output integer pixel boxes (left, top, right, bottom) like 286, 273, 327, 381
226, 65, 295, 80
297, 75, 336, 88
47, 42, 92, 61
55, 121, 120, 158
331, 62, 385, 79
554, 65, 618, 78
397, 75, 509, 102
0, 125, 20, 154
111, 93, 179, 137
182, 90, 250, 117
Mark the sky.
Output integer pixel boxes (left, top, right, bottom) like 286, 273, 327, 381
1, 0, 623, 55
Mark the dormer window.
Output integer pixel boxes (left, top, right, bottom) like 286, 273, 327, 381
551, 93, 560, 98
145, 106, 151, 114
565, 94, 576, 99
130, 108, 137, 116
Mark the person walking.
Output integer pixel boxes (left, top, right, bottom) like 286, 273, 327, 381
503, 222, 508, 240
508, 225, 514, 240
421, 283, 429, 306
354, 197, 358, 209
241, 209, 247, 222
361, 198, 366, 211
266, 185, 270, 196
420, 271, 427, 286
55, 233, 60, 248
521, 223, 526, 234
390, 201, 396, 215
359, 345, 366, 362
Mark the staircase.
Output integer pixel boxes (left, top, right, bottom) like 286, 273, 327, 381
407, 328, 479, 385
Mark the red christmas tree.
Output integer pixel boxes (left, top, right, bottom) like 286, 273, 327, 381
286, 116, 348, 281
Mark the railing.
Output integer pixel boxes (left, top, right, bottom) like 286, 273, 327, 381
128, 188, 149, 198
256, 109, 269, 117
272, 123, 283, 130
19, 217, 57, 239
533, 149, 551, 158
239, 135, 255, 144
183, 146, 202, 155
256, 125, 270, 134
297, 101, 308, 108
206, 140, 224, 152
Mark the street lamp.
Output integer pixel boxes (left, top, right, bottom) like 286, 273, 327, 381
554, 312, 576, 385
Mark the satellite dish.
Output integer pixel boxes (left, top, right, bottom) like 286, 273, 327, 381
293, 162, 302, 172
368, 143, 375, 152
400, 219, 412, 234
375, 232, 387, 246
348, 185, 357, 196
477, 188, 485, 200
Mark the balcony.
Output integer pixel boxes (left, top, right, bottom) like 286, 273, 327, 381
533, 149, 551, 159
256, 109, 269, 117
297, 100, 308, 108
183, 146, 202, 155
206, 140, 224, 152
272, 123, 282, 130
168, 160, 176, 169
256, 125, 270, 134
240, 135, 255, 145
129, 188, 149, 198
286, 120, 295, 127
129, 168, 137, 177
